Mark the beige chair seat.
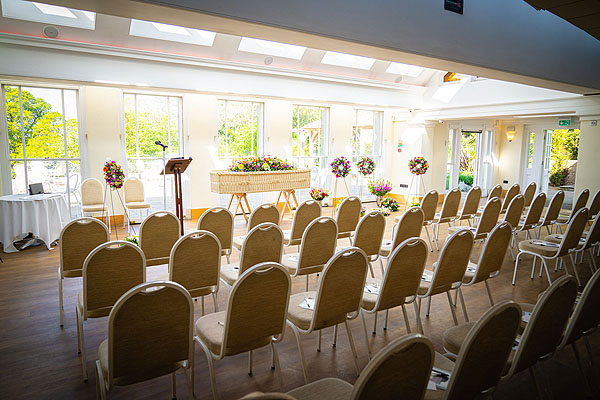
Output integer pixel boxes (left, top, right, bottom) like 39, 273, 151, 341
232, 235, 246, 250
287, 291, 317, 330
220, 263, 240, 286
518, 240, 559, 257
282, 230, 301, 246
378, 240, 394, 257
424, 352, 456, 400
418, 269, 435, 295
82, 204, 108, 213
281, 254, 324, 276
337, 231, 353, 239
544, 234, 585, 249
64, 269, 82, 278
443, 322, 475, 355
77, 291, 110, 319
556, 214, 570, 224
432, 213, 453, 224
125, 201, 150, 209
360, 277, 381, 311
287, 377, 353, 400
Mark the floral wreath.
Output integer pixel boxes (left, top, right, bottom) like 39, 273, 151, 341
103, 160, 125, 189
368, 179, 393, 197
330, 156, 351, 178
356, 156, 376, 176
408, 156, 429, 176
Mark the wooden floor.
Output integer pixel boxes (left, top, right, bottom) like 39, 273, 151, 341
1, 205, 599, 400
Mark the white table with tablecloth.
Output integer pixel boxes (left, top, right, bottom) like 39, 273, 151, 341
0, 193, 71, 253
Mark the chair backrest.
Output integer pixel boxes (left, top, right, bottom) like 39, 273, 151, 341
82, 241, 146, 317
297, 217, 338, 274
429, 230, 474, 296
391, 207, 424, 250
459, 186, 482, 218
139, 211, 181, 266
542, 190, 565, 225
556, 208, 590, 258
60, 217, 109, 277
503, 194, 525, 229
351, 334, 434, 400
522, 182, 537, 207
240, 223, 284, 274
520, 192, 546, 230
509, 275, 577, 376
561, 268, 600, 347
248, 203, 280, 231
81, 178, 104, 206
589, 189, 600, 218
475, 197, 501, 237
222, 263, 291, 357
420, 189, 439, 222
583, 214, 600, 250
488, 184, 503, 201
439, 188, 461, 220
312, 248, 369, 330
169, 230, 221, 298
353, 211, 386, 258
197, 207, 234, 252
444, 301, 522, 400
470, 222, 513, 284
107, 281, 193, 386
336, 196, 362, 235
377, 238, 428, 311
571, 189, 590, 218
501, 183, 520, 212
288, 199, 321, 242
123, 177, 145, 203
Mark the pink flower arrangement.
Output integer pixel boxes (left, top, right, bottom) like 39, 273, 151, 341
309, 188, 330, 201
103, 160, 125, 190
368, 179, 392, 197
356, 156, 376, 176
408, 156, 429, 175
331, 156, 351, 178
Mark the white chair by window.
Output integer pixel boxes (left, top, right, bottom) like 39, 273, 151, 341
81, 178, 111, 232
123, 177, 151, 229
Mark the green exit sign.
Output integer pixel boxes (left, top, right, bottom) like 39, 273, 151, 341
559, 119, 571, 127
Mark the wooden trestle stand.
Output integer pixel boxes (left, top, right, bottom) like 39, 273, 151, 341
161, 157, 192, 235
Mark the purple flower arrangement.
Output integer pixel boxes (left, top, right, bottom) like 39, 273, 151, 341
330, 156, 351, 178
228, 156, 296, 172
103, 160, 125, 190
368, 179, 393, 197
356, 156, 376, 176
309, 188, 330, 201
379, 197, 400, 212
408, 156, 429, 176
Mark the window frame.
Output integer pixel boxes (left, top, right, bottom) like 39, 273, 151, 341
351, 108, 384, 200
216, 99, 264, 161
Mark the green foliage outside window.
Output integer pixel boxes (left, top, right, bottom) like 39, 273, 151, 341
549, 129, 579, 187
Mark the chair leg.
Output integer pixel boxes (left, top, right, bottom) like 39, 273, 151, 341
424, 225, 434, 252
401, 305, 411, 333
332, 325, 338, 348
368, 262, 375, 278
76, 306, 88, 381
541, 258, 553, 285
305, 275, 309, 292
512, 252, 523, 285
484, 280, 494, 306
379, 257, 385, 276
530, 256, 537, 279
171, 372, 177, 399
185, 363, 194, 400
344, 320, 361, 377
317, 330, 322, 352
569, 253, 583, 287
452, 287, 458, 306
384, 310, 389, 330
196, 338, 219, 400
248, 351, 253, 375
271, 341, 284, 390
95, 360, 106, 400
446, 292, 459, 325
212, 292, 218, 313
529, 366, 544, 399
288, 322, 309, 384
201, 296, 205, 317
457, 287, 469, 322
361, 312, 372, 360
583, 336, 600, 387
590, 249, 599, 272
426, 296, 432, 317
414, 301, 424, 334
572, 342, 593, 398
58, 273, 64, 328
226, 253, 230, 264
372, 312, 378, 334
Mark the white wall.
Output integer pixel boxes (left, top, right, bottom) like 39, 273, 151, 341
575, 120, 600, 203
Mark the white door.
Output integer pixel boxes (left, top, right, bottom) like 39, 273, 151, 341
540, 130, 553, 193
522, 126, 549, 191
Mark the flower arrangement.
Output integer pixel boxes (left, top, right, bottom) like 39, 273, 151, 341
228, 155, 295, 172
124, 235, 139, 245
330, 156, 351, 178
309, 188, 330, 201
356, 156, 376, 176
376, 206, 392, 217
409, 201, 421, 208
379, 197, 400, 212
408, 156, 429, 176
368, 179, 393, 197
103, 160, 125, 190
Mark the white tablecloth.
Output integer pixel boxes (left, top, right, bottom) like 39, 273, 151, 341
0, 194, 70, 253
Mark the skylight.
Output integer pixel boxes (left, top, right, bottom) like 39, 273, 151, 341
320, 51, 376, 70
386, 62, 424, 77
238, 37, 306, 60
129, 19, 216, 46
1, 0, 96, 30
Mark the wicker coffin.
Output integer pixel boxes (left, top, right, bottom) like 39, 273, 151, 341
210, 169, 311, 194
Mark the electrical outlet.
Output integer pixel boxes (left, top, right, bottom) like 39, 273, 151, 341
503, 180, 508, 184
399, 183, 408, 188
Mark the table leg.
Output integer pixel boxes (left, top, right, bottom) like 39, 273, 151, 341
291, 190, 299, 209
242, 193, 252, 216
227, 194, 235, 209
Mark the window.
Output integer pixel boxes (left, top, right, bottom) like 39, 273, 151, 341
129, 19, 216, 46
1, 0, 96, 30
292, 105, 329, 201
351, 109, 383, 200
124, 93, 182, 212
320, 51, 376, 70
4, 85, 81, 217
217, 100, 263, 159
238, 38, 306, 60
527, 131, 535, 168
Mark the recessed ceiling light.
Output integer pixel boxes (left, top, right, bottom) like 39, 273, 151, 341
95, 80, 130, 85
321, 51, 376, 70
238, 37, 306, 60
130, 19, 216, 46
386, 62, 424, 77
32, 2, 75, 18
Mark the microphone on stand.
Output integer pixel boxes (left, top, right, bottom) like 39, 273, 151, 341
155, 140, 168, 150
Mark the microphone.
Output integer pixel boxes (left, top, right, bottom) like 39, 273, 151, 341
155, 140, 168, 150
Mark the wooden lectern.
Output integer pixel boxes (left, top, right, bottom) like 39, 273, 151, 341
161, 157, 192, 235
